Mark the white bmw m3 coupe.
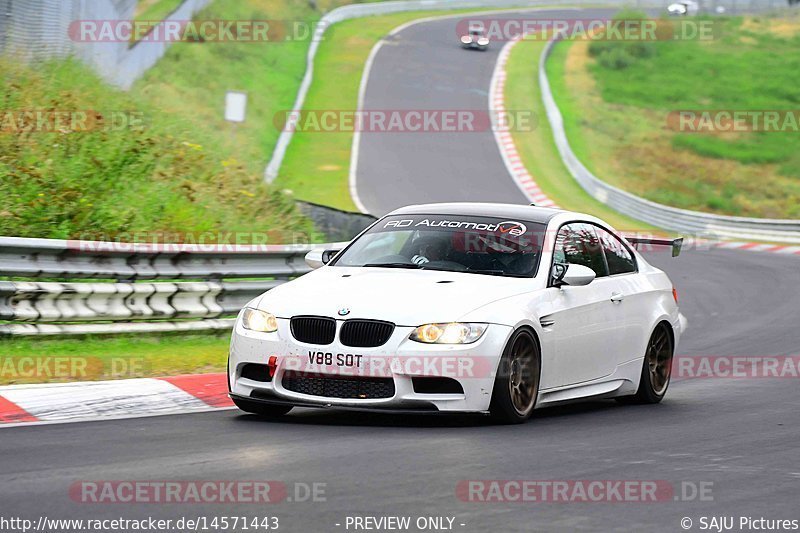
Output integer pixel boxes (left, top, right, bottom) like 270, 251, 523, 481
229, 203, 686, 423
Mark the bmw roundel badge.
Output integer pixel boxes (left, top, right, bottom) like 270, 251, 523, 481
338, 308, 350, 316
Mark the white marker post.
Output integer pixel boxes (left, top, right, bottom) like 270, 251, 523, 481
225, 90, 247, 140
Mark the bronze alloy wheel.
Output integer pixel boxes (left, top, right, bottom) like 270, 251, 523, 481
617, 322, 675, 405
490, 329, 542, 423
647, 323, 673, 396
507, 332, 540, 417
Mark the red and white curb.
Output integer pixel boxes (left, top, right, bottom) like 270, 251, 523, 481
0, 373, 233, 428
706, 241, 800, 255
490, 36, 558, 209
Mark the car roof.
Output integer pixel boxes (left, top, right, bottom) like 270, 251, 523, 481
387, 202, 564, 224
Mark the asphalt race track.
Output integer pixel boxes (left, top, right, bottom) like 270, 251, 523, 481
355, 8, 612, 216
2, 9, 799, 533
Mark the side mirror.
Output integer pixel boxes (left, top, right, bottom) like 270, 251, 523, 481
304, 249, 340, 269
553, 263, 595, 287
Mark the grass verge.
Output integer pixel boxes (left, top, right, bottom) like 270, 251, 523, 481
0, 333, 230, 385
133, 0, 389, 187
130, 0, 184, 44
504, 37, 655, 232
134, 0, 183, 23
133, 0, 326, 179
548, 13, 800, 219
0, 56, 315, 241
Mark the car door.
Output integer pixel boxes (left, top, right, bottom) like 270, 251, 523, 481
595, 226, 647, 366
544, 223, 626, 387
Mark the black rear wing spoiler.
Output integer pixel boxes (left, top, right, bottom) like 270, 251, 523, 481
625, 237, 684, 257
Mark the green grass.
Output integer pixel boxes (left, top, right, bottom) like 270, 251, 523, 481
0, 57, 315, 241
0, 334, 230, 385
133, 0, 327, 179
134, 0, 184, 22
589, 18, 800, 110
130, 0, 185, 44
504, 38, 656, 233
547, 12, 800, 219
590, 15, 800, 179
545, 41, 595, 179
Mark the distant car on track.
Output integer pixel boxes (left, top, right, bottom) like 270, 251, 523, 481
460, 26, 489, 50
667, 0, 699, 15
229, 203, 686, 423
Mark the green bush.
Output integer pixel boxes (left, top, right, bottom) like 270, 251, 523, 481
597, 47, 636, 70
592, 40, 656, 70
587, 11, 656, 70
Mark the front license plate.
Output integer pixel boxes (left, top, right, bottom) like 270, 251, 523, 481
307, 351, 363, 368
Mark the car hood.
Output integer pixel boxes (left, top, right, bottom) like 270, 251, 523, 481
255, 266, 537, 326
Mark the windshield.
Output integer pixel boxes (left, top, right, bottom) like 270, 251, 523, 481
331, 214, 547, 277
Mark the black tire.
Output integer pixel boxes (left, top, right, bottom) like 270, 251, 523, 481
489, 329, 541, 424
618, 323, 674, 405
233, 397, 293, 418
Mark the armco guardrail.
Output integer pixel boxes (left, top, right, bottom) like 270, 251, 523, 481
539, 38, 800, 244
0, 237, 313, 280
0, 237, 344, 336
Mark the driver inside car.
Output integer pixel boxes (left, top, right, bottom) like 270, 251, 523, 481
477, 234, 536, 276
411, 236, 449, 265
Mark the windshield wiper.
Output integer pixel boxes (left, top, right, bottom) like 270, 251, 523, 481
466, 268, 528, 278
362, 262, 421, 269
466, 268, 506, 276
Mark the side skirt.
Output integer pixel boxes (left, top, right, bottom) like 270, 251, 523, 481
536, 358, 643, 407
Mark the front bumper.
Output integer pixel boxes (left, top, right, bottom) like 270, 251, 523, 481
230, 392, 445, 415
229, 317, 512, 413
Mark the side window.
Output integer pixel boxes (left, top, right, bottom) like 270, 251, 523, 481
553, 223, 608, 279
596, 227, 636, 275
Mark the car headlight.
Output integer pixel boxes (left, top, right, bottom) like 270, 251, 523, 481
461, 35, 472, 44
241, 307, 278, 333
409, 323, 487, 344
477, 37, 489, 45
